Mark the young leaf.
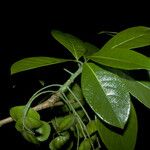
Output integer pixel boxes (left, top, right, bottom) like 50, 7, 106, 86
125, 80, 150, 108
11, 57, 70, 74
100, 26, 150, 51
51, 30, 86, 60
81, 63, 130, 128
52, 114, 75, 132
86, 120, 97, 135
36, 121, 51, 142
49, 132, 70, 150
96, 103, 137, 150
10, 106, 40, 121
88, 48, 150, 70
67, 83, 83, 101
21, 131, 40, 144
79, 139, 92, 150
15, 117, 42, 132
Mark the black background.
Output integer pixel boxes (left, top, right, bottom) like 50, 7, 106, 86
0, 2, 150, 149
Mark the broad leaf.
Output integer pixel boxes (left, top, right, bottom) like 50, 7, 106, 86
96, 103, 137, 150
81, 63, 130, 128
89, 48, 150, 70
10, 106, 40, 121
51, 30, 86, 60
100, 26, 150, 51
11, 57, 69, 74
125, 80, 150, 108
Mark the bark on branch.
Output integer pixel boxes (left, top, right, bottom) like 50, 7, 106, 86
0, 93, 63, 127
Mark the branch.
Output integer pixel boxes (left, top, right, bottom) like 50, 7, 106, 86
0, 65, 82, 127
0, 93, 62, 127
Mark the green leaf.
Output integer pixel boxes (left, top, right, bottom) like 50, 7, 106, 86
84, 42, 99, 56
67, 83, 84, 101
89, 48, 150, 70
49, 132, 70, 150
52, 114, 75, 132
36, 121, 51, 141
15, 117, 42, 144
79, 139, 92, 150
100, 26, 150, 51
21, 131, 39, 144
125, 80, 150, 108
81, 63, 130, 128
96, 103, 137, 150
15, 117, 42, 132
86, 120, 97, 135
11, 57, 69, 74
16, 118, 50, 142
51, 30, 86, 60
10, 106, 40, 121
62, 84, 85, 112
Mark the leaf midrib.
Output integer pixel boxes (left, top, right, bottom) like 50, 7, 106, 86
90, 55, 150, 69
111, 34, 145, 49
87, 64, 122, 125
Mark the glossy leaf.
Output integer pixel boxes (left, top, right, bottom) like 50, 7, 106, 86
89, 48, 150, 70
49, 132, 70, 150
36, 121, 51, 141
10, 106, 40, 121
96, 103, 137, 150
125, 80, 150, 108
51, 30, 86, 60
81, 63, 130, 128
100, 26, 150, 51
11, 57, 69, 74
84, 42, 99, 56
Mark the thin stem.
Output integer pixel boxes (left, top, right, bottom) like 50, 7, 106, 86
67, 86, 91, 121
23, 90, 54, 133
59, 66, 82, 93
76, 125, 80, 150
61, 92, 95, 149
61, 92, 87, 139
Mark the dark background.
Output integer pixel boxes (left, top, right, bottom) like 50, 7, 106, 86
0, 2, 150, 149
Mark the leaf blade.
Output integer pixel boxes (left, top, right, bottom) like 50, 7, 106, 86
125, 80, 150, 108
81, 63, 130, 128
96, 103, 137, 150
89, 48, 150, 70
100, 26, 150, 51
11, 57, 70, 74
51, 30, 86, 60
10, 106, 40, 121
